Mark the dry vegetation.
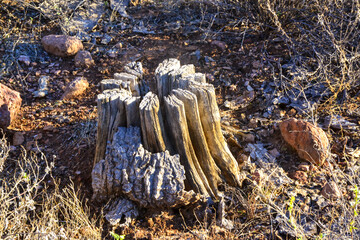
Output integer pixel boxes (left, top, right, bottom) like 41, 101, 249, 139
1, 0, 360, 239
0, 134, 102, 239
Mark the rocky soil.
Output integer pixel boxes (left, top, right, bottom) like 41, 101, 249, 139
1, 0, 360, 239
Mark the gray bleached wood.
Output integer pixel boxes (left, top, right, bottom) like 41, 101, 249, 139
169, 64, 196, 90
92, 126, 200, 208
94, 59, 243, 214
100, 79, 124, 91
114, 72, 140, 96
124, 61, 144, 79
105, 198, 139, 227
172, 88, 221, 197
155, 58, 180, 101
94, 89, 131, 165
164, 94, 214, 198
124, 96, 141, 127
139, 92, 170, 153
187, 81, 242, 187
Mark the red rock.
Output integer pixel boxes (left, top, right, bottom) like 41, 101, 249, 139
74, 50, 95, 68
288, 170, 308, 184
13, 132, 24, 146
280, 118, 329, 166
41, 35, 83, 57
211, 40, 227, 51
61, 77, 89, 100
0, 83, 22, 129
252, 169, 265, 184
321, 181, 341, 199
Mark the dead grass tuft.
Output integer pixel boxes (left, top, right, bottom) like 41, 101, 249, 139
0, 135, 102, 239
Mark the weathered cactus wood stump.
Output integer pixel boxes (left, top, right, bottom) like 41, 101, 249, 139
92, 59, 242, 212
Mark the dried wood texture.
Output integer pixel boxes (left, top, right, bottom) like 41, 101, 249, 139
124, 96, 141, 127
114, 72, 141, 96
139, 92, 170, 153
92, 126, 200, 208
171, 73, 207, 91
155, 58, 180, 101
169, 64, 196, 90
100, 79, 124, 92
172, 89, 221, 197
94, 89, 131, 165
164, 94, 214, 198
105, 198, 139, 226
94, 59, 242, 209
124, 61, 144, 79
187, 81, 242, 187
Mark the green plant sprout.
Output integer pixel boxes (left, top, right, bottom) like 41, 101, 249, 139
350, 185, 359, 234
317, 233, 324, 239
288, 195, 297, 230
22, 172, 29, 182
110, 231, 125, 240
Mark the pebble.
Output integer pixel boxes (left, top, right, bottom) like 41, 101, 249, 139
13, 132, 24, 146
74, 50, 95, 68
41, 35, 83, 57
33, 76, 50, 98
18, 55, 31, 66
61, 77, 89, 100
321, 181, 341, 200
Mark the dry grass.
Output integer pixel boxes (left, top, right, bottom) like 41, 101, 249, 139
254, 0, 360, 118
0, 136, 102, 239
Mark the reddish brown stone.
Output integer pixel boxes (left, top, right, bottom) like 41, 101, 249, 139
0, 83, 22, 129
252, 169, 265, 184
211, 40, 227, 51
74, 50, 95, 68
41, 35, 83, 57
280, 118, 329, 166
288, 170, 308, 184
321, 181, 341, 199
62, 77, 89, 100
13, 132, 24, 146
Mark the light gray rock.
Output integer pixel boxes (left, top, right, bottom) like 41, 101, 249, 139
33, 76, 50, 98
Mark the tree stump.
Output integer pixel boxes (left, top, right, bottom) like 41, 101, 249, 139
93, 59, 242, 209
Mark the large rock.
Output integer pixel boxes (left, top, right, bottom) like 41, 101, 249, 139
280, 118, 329, 165
0, 83, 22, 129
62, 77, 89, 100
41, 35, 83, 57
